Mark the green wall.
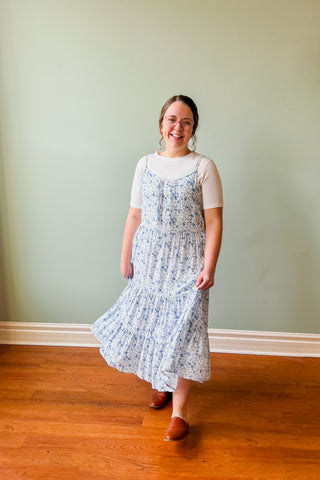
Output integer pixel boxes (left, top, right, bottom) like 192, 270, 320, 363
0, 0, 319, 333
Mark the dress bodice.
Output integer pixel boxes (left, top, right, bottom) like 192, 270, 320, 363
140, 167, 204, 234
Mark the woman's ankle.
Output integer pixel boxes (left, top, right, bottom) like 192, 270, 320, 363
171, 409, 188, 421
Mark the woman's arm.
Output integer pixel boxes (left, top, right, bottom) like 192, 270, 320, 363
196, 207, 223, 290
120, 206, 141, 279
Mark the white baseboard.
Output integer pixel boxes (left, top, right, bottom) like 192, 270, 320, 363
0, 322, 99, 348
1, 322, 320, 357
208, 329, 320, 357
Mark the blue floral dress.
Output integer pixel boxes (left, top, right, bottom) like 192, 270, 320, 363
91, 156, 211, 392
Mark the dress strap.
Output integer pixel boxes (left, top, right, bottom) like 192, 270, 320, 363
195, 155, 204, 171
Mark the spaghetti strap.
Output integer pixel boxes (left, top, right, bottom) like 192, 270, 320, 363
195, 154, 204, 171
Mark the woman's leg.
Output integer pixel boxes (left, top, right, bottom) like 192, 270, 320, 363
172, 377, 192, 420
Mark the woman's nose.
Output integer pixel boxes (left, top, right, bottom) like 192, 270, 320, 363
173, 121, 183, 130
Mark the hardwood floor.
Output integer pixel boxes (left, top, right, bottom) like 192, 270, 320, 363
0, 345, 319, 479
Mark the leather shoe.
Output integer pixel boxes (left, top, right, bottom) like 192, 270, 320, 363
164, 416, 189, 441
148, 390, 172, 409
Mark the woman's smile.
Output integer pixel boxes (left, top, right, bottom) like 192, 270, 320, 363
171, 133, 184, 139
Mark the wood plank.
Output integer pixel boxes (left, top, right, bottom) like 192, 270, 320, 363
0, 465, 124, 480
0, 399, 143, 426
0, 433, 27, 448
0, 447, 161, 479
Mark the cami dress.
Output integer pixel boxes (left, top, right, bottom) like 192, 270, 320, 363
91, 154, 219, 392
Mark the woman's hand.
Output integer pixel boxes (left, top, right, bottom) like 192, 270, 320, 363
195, 269, 215, 290
120, 261, 134, 280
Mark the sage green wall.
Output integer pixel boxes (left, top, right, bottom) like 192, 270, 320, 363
0, 1, 319, 333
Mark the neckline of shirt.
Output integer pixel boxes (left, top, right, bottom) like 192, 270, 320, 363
153, 151, 196, 161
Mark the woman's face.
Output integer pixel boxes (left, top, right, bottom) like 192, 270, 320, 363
160, 101, 194, 155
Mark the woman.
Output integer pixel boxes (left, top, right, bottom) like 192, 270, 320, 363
92, 95, 223, 441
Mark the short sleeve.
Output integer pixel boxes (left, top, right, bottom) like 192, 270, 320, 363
198, 157, 224, 209
130, 156, 147, 209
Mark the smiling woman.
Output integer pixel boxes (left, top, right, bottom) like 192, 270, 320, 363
158, 95, 199, 156
91, 94, 223, 442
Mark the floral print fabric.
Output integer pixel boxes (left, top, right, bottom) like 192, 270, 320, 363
91, 156, 211, 392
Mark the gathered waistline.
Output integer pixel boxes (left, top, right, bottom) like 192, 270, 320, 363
138, 224, 204, 235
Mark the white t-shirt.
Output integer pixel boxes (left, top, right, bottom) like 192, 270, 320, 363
130, 152, 223, 210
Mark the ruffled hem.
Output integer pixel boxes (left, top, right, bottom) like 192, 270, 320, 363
91, 280, 210, 392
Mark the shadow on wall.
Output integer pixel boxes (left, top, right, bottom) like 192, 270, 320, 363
241, 132, 319, 333
0, 152, 9, 324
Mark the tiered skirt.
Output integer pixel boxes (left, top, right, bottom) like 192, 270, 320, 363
91, 225, 211, 392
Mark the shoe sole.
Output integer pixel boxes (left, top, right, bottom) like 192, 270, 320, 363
164, 435, 188, 442
148, 393, 172, 409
